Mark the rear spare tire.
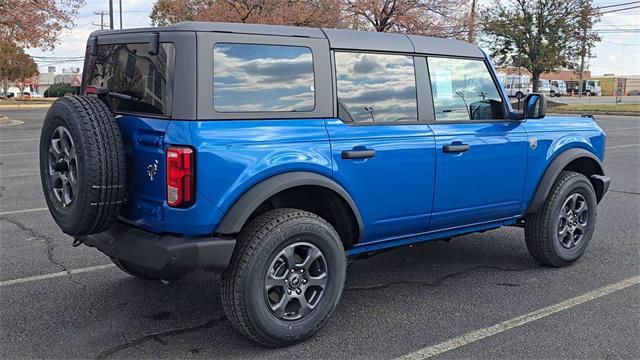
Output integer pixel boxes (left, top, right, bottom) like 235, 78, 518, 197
39, 96, 126, 236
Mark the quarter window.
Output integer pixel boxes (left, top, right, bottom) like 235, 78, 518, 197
213, 43, 315, 112
427, 57, 504, 121
335, 52, 418, 123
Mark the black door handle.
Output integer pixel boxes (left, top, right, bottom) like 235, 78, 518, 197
342, 149, 376, 159
443, 144, 470, 153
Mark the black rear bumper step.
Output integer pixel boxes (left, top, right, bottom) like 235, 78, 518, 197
76, 222, 235, 279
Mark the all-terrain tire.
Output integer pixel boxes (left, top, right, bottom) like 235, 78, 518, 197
221, 209, 346, 347
525, 171, 597, 267
39, 96, 126, 236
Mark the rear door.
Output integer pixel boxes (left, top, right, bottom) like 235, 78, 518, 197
327, 51, 436, 242
425, 57, 528, 230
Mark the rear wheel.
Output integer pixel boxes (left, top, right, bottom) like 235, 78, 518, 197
525, 171, 597, 267
516, 91, 524, 100
221, 209, 346, 347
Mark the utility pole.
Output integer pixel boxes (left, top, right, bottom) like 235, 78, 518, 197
119, 0, 123, 29
109, 0, 114, 29
577, 26, 587, 98
576, 0, 596, 99
93, 11, 108, 29
468, 0, 477, 44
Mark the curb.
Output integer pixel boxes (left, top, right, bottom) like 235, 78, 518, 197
0, 103, 52, 110
548, 110, 639, 117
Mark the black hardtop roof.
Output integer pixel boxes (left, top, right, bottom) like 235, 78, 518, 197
91, 21, 484, 58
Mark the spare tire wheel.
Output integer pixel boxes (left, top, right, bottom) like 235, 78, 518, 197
39, 95, 126, 236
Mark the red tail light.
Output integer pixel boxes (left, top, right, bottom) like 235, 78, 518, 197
166, 147, 194, 207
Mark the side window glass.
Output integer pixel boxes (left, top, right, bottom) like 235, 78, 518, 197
427, 57, 504, 121
335, 52, 417, 123
213, 43, 315, 112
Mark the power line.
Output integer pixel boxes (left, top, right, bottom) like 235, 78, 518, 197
600, 5, 640, 13
597, 1, 640, 9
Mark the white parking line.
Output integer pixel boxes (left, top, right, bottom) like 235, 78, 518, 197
607, 143, 640, 150
0, 264, 117, 287
0, 151, 38, 157
397, 275, 640, 360
0, 208, 48, 216
604, 127, 640, 132
0, 138, 39, 142
0, 173, 39, 179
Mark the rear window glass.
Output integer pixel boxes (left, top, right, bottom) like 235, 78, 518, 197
82, 43, 175, 116
213, 43, 315, 113
335, 52, 417, 123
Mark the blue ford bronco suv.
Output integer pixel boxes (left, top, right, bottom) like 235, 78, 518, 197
39, 22, 610, 346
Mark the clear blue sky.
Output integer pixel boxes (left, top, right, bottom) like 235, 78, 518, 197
27, 0, 640, 76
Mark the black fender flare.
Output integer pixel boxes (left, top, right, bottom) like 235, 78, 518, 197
527, 148, 605, 214
215, 172, 364, 239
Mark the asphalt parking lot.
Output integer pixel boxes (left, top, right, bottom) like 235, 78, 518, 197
1, 109, 638, 359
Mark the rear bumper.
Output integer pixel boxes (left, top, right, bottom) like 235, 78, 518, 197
76, 222, 235, 278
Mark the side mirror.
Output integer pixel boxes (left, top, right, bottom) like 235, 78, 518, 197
523, 93, 546, 119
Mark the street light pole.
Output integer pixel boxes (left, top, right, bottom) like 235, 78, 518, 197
119, 0, 123, 29
109, 0, 114, 29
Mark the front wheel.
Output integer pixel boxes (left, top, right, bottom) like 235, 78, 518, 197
525, 171, 597, 267
221, 209, 346, 347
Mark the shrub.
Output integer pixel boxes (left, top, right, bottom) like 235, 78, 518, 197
44, 83, 79, 97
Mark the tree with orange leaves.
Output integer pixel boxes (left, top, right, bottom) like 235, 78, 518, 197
150, 0, 343, 28
150, 0, 467, 38
0, 0, 85, 50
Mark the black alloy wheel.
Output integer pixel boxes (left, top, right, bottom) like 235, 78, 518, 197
48, 126, 78, 207
557, 193, 589, 249
265, 242, 328, 321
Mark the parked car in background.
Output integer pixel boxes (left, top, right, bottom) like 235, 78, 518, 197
4, 86, 20, 98
566, 80, 602, 96
21, 92, 44, 99
500, 73, 532, 100
538, 79, 552, 96
585, 80, 602, 96
39, 22, 610, 347
550, 80, 567, 97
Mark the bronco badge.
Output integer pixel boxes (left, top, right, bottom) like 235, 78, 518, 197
147, 160, 158, 181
